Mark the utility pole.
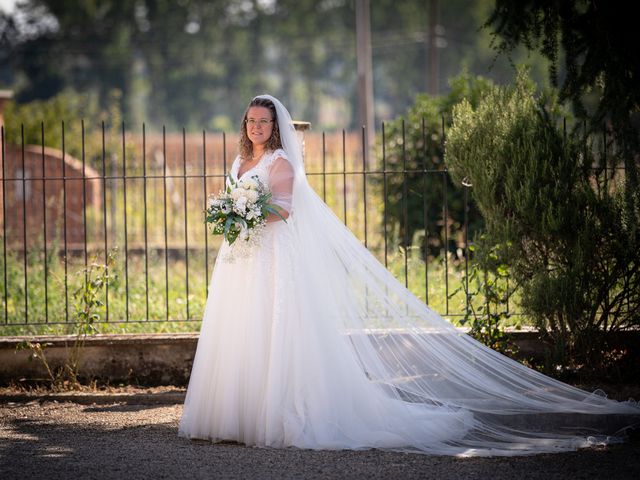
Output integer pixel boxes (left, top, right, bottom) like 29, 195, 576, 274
427, 0, 440, 95
356, 0, 374, 160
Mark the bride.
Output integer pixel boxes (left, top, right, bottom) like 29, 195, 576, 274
178, 94, 639, 456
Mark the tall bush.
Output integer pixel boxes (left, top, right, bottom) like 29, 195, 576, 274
445, 68, 640, 377
377, 71, 494, 258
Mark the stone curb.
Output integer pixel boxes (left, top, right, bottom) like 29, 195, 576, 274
0, 391, 186, 405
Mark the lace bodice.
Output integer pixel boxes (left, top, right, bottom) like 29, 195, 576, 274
230, 148, 288, 185
229, 148, 293, 214
219, 149, 294, 262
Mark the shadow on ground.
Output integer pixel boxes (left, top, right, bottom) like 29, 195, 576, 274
0, 401, 638, 480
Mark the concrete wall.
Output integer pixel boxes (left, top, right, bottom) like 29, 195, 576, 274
1, 331, 638, 386
0, 333, 198, 386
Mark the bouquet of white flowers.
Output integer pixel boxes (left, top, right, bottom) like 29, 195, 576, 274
205, 175, 285, 246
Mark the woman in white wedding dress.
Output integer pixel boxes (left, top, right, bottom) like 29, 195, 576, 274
178, 95, 639, 456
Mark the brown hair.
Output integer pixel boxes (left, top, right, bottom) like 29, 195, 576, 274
239, 97, 282, 161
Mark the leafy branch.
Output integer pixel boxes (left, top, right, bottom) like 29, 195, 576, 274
449, 242, 519, 356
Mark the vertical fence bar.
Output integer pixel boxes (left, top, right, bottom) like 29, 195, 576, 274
603, 123, 608, 193
442, 175, 449, 315
101, 121, 109, 322
142, 123, 150, 321
342, 129, 347, 226
41, 123, 49, 323
463, 183, 470, 316
380, 122, 390, 320
162, 126, 169, 321
422, 117, 429, 305
122, 122, 130, 322
441, 115, 449, 315
81, 121, 88, 282
361, 125, 369, 317
61, 121, 69, 322
222, 132, 227, 177
203, 130, 209, 294
1, 127, 7, 324
505, 272, 510, 316
401, 119, 409, 288
382, 122, 388, 269
20, 126, 28, 323
361, 125, 368, 248
182, 127, 190, 320
322, 132, 327, 201
484, 268, 490, 322
603, 122, 610, 328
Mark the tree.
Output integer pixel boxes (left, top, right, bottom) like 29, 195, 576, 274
1, 0, 557, 130
485, 0, 640, 242
0, 0, 357, 129
2, 1, 137, 106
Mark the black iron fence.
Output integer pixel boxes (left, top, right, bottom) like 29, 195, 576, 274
1, 119, 489, 332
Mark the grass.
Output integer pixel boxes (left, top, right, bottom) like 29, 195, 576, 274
0, 236, 527, 336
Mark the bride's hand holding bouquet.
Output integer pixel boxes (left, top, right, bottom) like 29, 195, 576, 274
205, 175, 286, 246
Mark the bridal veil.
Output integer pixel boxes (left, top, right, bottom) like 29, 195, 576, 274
192, 94, 640, 456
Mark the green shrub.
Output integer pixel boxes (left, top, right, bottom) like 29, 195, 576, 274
376, 71, 494, 258
446, 68, 640, 378
449, 240, 519, 357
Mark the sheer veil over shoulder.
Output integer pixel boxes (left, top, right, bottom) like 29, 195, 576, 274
178, 94, 639, 456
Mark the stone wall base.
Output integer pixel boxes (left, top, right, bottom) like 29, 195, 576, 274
0, 330, 637, 386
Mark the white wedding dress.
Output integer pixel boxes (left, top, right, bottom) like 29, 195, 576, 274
178, 96, 639, 456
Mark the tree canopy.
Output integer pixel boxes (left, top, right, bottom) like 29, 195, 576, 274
485, 0, 639, 237
1, 0, 552, 130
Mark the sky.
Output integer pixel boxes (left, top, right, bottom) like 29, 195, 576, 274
0, 0, 17, 14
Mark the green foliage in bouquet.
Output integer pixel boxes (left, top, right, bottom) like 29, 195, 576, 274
445, 68, 640, 378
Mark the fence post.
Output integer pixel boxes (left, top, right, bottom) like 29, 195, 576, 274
292, 121, 310, 162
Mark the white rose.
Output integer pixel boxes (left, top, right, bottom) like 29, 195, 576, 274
233, 196, 248, 214
242, 178, 259, 190
244, 189, 259, 203
250, 207, 262, 220
234, 187, 252, 200
246, 208, 260, 220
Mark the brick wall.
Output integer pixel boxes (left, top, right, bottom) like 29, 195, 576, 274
0, 145, 101, 250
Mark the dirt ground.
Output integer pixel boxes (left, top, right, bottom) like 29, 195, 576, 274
1, 395, 639, 480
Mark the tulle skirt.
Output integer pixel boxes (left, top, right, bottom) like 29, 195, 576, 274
178, 221, 475, 452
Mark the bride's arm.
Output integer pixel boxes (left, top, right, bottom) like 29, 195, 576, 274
267, 156, 294, 222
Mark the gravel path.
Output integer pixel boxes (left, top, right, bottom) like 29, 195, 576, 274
1, 400, 639, 480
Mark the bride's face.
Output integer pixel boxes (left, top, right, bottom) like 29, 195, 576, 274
246, 106, 274, 148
